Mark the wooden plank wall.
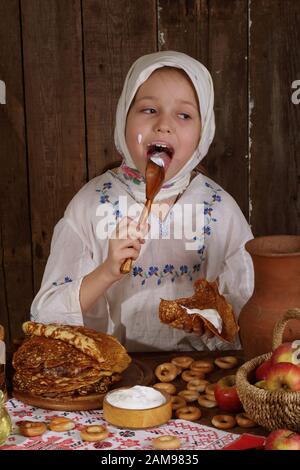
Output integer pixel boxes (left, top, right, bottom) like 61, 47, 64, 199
0, 1, 33, 344
0, 0, 299, 344
250, 0, 300, 235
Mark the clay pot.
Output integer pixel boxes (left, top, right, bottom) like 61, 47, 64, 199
239, 235, 300, 360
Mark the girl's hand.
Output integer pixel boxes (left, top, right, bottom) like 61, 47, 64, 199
183, 319, 214, 338
102, 216, 148, 282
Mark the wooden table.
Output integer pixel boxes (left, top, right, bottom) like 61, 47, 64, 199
131, 350, 267, 437
6, 347, 267, 437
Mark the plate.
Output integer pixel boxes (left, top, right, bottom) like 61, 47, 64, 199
12, 359, 155, 411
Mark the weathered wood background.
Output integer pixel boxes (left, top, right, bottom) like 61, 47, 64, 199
0, 0, 299, 344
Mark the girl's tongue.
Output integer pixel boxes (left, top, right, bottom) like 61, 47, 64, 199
147, 144, 173, 172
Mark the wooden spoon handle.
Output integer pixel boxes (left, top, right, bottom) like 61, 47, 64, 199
120, 200, 152, 274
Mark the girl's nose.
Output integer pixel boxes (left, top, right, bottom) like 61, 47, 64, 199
156, 122, 172, 134
155, 115, 173, 134
157, 125, 171, 134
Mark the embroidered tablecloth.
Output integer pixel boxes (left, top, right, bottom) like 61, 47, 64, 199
0, 399, 240, 450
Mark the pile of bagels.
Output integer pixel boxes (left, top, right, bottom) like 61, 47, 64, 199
153, 355, 256, 433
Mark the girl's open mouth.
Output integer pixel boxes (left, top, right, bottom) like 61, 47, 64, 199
147, 143, 174, 172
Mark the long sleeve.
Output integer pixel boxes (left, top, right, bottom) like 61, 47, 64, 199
216, 196, 254, 319
200, 243, 254, 351
30, 216, 109, 329
217, 239, 254, 318
194, 189, 254, 351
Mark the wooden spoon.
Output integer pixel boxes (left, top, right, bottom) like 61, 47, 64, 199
120, 154, 165, 274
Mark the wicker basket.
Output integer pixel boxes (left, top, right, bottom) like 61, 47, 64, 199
236, 308, 300, 432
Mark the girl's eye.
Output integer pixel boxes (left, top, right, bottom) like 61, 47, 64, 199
178, 113, 191, 120
142, 108, 156, 114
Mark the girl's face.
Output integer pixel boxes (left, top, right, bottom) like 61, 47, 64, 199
125, 68, 201, 182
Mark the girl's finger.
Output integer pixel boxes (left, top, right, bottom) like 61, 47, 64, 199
204, 327, 214, 338
193, 326, 204, 336
120, 248, 140, 261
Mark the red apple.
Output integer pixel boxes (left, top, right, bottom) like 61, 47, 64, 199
265, 429, 300, 450
265, 362, 300, 391
255, 359, 273, 381
271, 341, 300, 366
214, 375, 242, 412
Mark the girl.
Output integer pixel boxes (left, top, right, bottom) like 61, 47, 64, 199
31, 51, 254, 352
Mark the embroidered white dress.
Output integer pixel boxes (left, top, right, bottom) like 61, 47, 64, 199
30, 170, 254, 352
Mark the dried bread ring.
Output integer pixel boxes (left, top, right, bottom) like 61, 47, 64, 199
171, 356, 194, 369
236, 413, 257, 428
152, 435, 181, 450
214, 356, 238, 369
205, 383, 217, 398
175, 406, 201, 421
80, 425, 109, 442
178, 390, 199, 402
48, 417, 75, 432
174, 365, 182, 376
212, 414, 236, 430
187, 378, 209, 393
153, 382, 176, 395
190, 360, 214, 374
198, 394, 217, 408
19, 421, 47, 437
155, 363, 178, 382
181, 369, 204, 382
170, 395, 187, 411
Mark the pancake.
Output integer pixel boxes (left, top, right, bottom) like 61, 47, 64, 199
159, 278, 239, 342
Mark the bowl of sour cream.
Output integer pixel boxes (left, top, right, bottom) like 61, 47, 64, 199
103, 385, 172, 428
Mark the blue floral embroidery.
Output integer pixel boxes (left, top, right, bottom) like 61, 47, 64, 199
163, 264, 174, 274
95, 177, 222, 286
212, 194, 221, 202
133, 181, 222, 285
52, 276, 73, 287
149, 266, 159, 276
133, 266, 143, 277
133, 263, 201, 285
100, 194, 109, 204
180, 265, 188, 274
96, 181, 123, 224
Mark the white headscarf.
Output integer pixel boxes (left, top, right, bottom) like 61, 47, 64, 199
114, 51, 215, 202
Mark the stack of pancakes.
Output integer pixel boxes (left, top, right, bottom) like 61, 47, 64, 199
13, 322, 131, 407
